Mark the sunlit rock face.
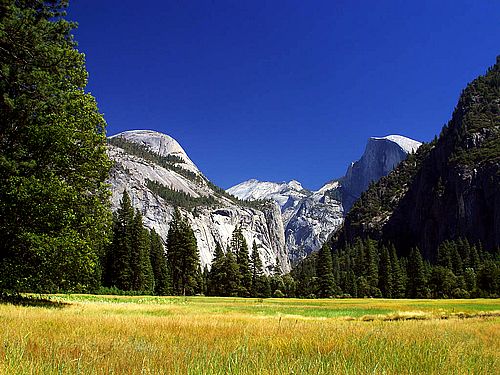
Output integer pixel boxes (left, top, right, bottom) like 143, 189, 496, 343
108, 130, 290, 274
228, 135, 421, 263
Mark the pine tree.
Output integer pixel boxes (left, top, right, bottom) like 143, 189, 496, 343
352, 239, 366, 277
316, 243, 336, 298
250, 241, 265, 297
106, 191, 134, 291
450, 242, 463, 276
0, 0, 112, 293
407, 247, 428, 298
463, 267, 477, 293
207, 242, 226, 296
458, 238, 471, 269
437, 241, 453, 269
365, 239, 379, 291
378, 246, 393, 298
130, 210, 154, 293
332, 250, 341, 288
345, 269, 358, 297
167, 208, 201, 295
149, 229, 170, 295
222, 248, 241, 297
231, 226, 251, 296
389, 245, 405, 298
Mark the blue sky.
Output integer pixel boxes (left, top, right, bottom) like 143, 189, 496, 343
69, 1, 500, 190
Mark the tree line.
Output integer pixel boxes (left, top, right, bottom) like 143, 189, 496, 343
290, 238, 500, 299
103, 192, 293, 297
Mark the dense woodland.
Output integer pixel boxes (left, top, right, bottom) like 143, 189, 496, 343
291, 239, 500, 299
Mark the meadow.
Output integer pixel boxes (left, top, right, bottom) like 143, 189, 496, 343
1, 295, 499, 374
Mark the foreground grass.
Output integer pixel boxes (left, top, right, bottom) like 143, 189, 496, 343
0, 296, 499, 374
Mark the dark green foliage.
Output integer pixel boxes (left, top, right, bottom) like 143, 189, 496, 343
476, 261, 500, 296
166, 208, 201, 296
378, 246, 393, 298
316, 244, 336, 298
290, 252, 318, 298
0, 0, 112, 293
291, 236, 500, 298
429, 266, 457, 298
105, 191, 134, 290
221, 249, 241, 297
130, 211, 154, 293
146, 180, 217, 209
250, 242, 269, 297
207, 242, 227, 296
149, 229, 170, 295
406, 248, 428, 298
104, 191, 155, 294
389, 245, 405, 298
231, 227, 252, 297
365, 239, 380, 293
449, 58, 500, 166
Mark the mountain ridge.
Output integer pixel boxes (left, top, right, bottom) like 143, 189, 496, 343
228, 134, 421, 261
336, 57, 500, 259
107, 131, 291, 274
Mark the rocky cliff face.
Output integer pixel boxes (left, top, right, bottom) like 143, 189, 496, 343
338, 57, 500, 259
228, 179, 343, 263
284, 181, 344, 262
228, 135, 419, 262
108, 130, 290, 274
341, 135, 421, 212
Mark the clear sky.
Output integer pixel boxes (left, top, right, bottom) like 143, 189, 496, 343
69, 0, 500, 190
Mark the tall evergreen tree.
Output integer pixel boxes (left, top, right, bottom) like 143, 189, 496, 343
207, 242, 226, 296
222, 247, 241, 297
345, 269, 358, 297
0, 0, 112, 293
378, 246, 393, 298
389, 245, 405, 298
250, 241, 265, 297
149, 229, 170, 295
130, 210, 154, 292
365, 239, 379, 291
231, 226, 251, 297
316, 244, 336, 298
106, 191, 134, 291
407, 247, 428, 298
166, 208, 201, 295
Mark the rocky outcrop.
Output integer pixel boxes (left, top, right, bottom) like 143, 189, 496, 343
284, 182, 344, 262
341, 135, 421, 212
108, 130, 290, 274
228, 135, 420, 262
229, 179, 344, 263
338, 57, 500, 259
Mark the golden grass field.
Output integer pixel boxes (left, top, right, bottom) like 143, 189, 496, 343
1, 295, 499, 374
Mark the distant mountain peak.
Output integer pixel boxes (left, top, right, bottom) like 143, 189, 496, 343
370, 135, 422, 154
110, 130, 201, 176
227, 133, 419, 261
286, 180, 303, 191
227, 179, 307, 208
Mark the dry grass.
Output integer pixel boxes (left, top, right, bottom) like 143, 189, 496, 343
0, 296, 499, 374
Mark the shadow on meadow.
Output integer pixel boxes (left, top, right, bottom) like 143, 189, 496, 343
0, 294, 70, 309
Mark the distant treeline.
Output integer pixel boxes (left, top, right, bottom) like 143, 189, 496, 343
105, 192, 499, 299
291, 238, 500, 299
